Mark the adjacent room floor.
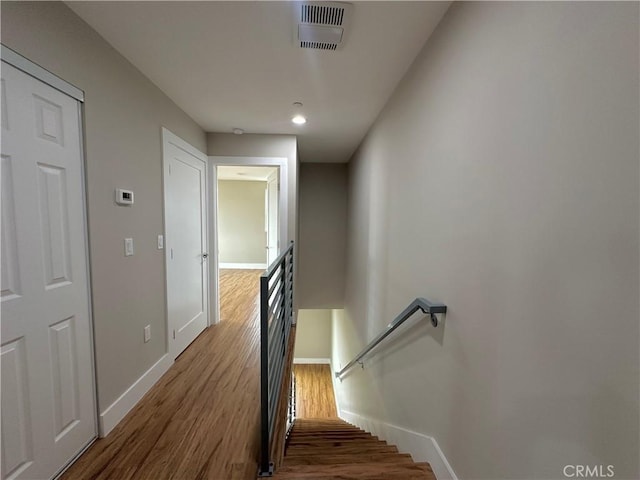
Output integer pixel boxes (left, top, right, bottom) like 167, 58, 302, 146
292, 364, 338, 419
62, 269, 264, 480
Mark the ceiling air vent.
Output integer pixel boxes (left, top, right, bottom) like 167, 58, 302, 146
296, 2, 353, 51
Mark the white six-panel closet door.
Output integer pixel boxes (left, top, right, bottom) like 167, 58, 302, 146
1, 62, 96, 480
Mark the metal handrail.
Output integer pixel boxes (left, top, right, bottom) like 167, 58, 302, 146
259, 241, 294, 477
335, 297, 447, 379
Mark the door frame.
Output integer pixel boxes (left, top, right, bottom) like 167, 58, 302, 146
208, 156, 288, 325
162, 128, 210, 360
265, 169, 279, 266
0, 45, 99, 471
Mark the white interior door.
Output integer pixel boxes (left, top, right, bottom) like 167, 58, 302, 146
163, 129, 209, 359
266, 170, 279, 266
1, 62, 96, 479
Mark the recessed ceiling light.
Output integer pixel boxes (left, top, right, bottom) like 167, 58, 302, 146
291, 115, 307, 125
232, 128, 244, 135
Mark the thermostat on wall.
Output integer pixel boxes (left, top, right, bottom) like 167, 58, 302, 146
116, 188, 134, 205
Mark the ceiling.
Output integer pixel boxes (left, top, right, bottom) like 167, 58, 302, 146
217, 165, 277, 182
67, 1, 451, 163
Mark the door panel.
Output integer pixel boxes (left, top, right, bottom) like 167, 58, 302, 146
1, 62, 96, 480
1, 155, 21, 301
164, 133, 209, 359
1, 338, 33, 479
48, 317, 80, 440
37, 163, 72, 289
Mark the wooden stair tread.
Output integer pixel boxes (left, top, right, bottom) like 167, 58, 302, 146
283, 453, 415, 466
292, 426, 362, 431
286, 440, 388, 449
291, 432, 365, 436
284, 445, 399, 456
287, 439, 382, 448
289, 432, 372, 438
288, 436, 374, 443
272, 462, 434, 479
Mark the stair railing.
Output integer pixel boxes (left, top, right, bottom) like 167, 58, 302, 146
287, 372, 296, 432
259, 241, 295, 477
335, 297, 447, 379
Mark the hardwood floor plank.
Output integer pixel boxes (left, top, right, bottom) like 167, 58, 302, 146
62, 269, 269, 480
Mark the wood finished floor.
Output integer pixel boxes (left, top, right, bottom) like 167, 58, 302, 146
292, 364, 338, 419
62, 269, 265, 480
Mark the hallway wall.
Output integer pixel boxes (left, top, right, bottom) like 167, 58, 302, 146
294, 309, 332, 359
298, 164, 348, 308
1, 2, 207, 413
333, 2, 639, 479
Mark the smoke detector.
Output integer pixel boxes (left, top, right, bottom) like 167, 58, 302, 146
295, 2, 353, 51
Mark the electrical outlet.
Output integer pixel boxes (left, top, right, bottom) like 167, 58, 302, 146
144, 325, 151, 343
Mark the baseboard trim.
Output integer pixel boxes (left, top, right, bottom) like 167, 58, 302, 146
219, 263, 267, 270
293, 357, 331, 364
99, 353, 173, 437
339, 410, 458, 480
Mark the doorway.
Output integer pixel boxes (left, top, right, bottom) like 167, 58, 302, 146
208, 157, 288, 325
217, 166, 278, 270
215, 166, 278, 318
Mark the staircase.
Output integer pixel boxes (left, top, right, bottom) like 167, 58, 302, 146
272, 418, 436, 479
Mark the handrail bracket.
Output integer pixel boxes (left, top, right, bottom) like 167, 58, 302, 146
335, 297, 447, 379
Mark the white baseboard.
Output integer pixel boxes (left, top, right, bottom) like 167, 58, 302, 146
99, 353, 173, 437
293, 357, 331, 364
339, 410, 458, 480
219, 263, 267, 270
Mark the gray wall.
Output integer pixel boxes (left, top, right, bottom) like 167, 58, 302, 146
207, 133, 298, 243
298, 164, 347, 308
333, 2, 639, 479
294, 309, 332, 359
218, 180, 267, 265
1, 2, 207, 412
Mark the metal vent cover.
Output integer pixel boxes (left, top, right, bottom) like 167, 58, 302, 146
301, 4, 346, 26
300, 41, 338, 51
296, 2, 352, 51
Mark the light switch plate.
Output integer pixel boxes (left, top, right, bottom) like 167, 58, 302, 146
157, 234, 164, 249
144, 325, 151, 343
124, 237, 134, 256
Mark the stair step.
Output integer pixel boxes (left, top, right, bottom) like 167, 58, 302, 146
287, 439, 379, 447
284, 444, 399, 456
289, 435, 374, 440
272, 462, 434, 479
289, 436, 373, 443
291, 430, 365, 436
287, 439, 387, 448
293, 421, 355, 428
293, 425, 363, 432
287, 439, 383, 449
283, 453, 415, 466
